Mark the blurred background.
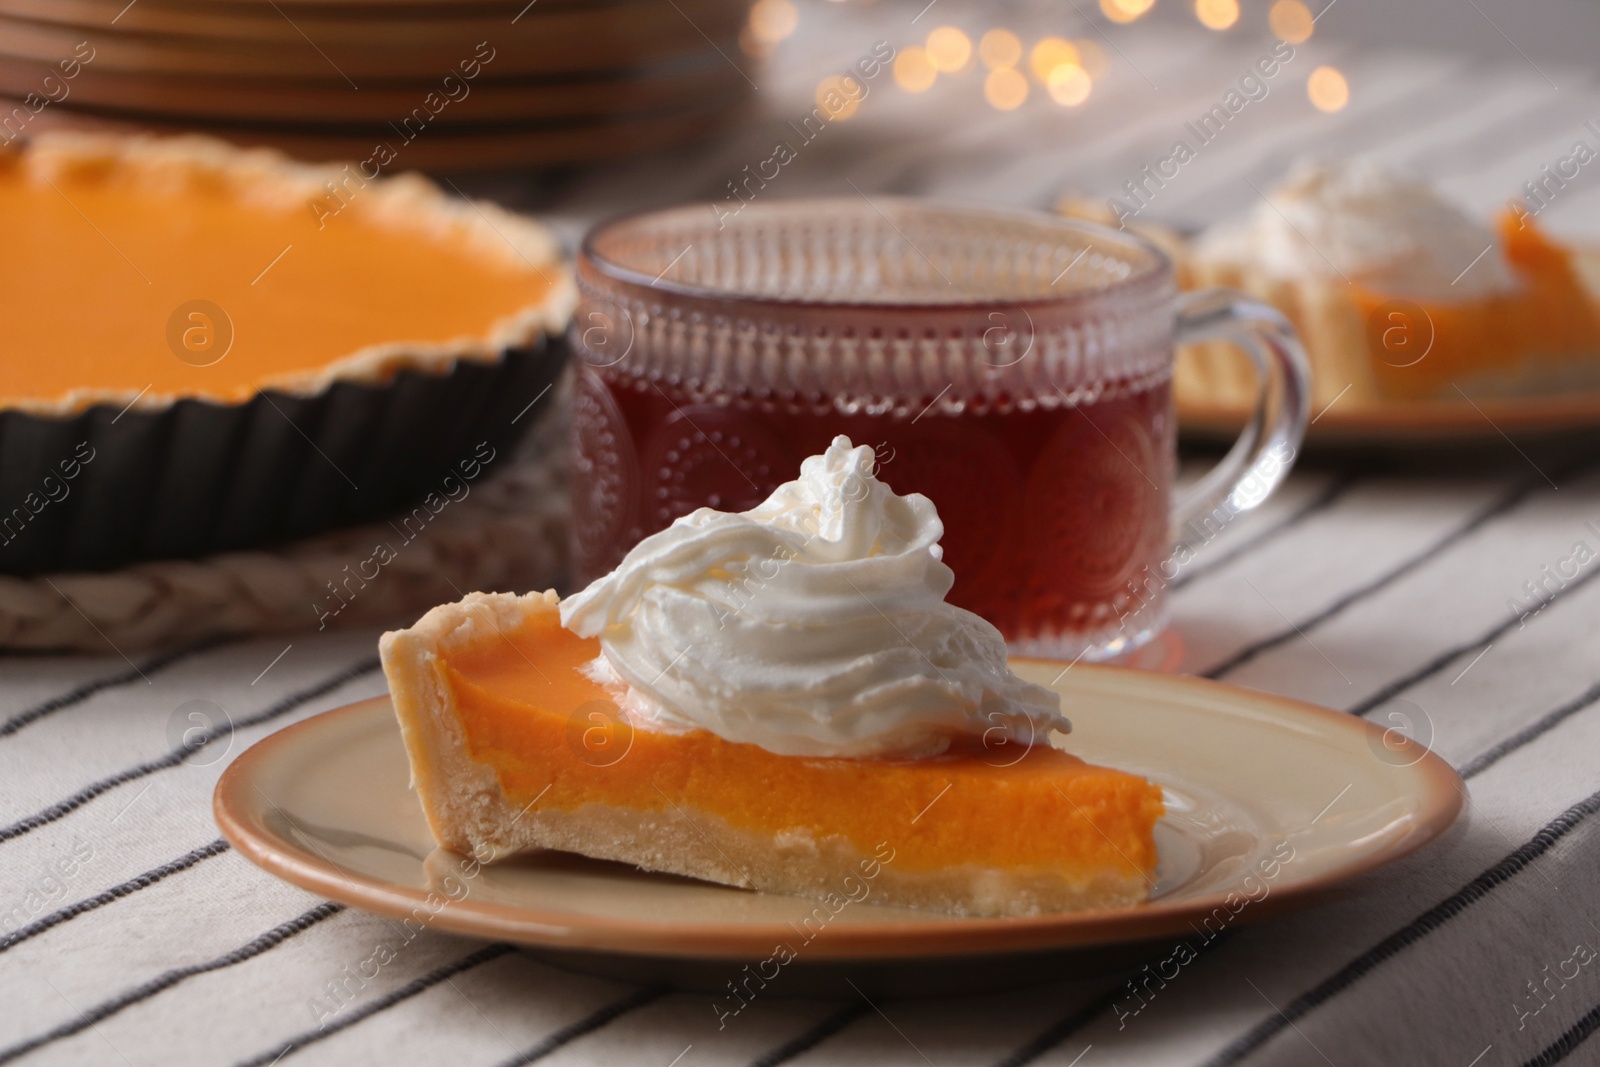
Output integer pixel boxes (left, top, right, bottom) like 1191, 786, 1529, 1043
493, 0, 1600, 242
15, 0, 1597, 233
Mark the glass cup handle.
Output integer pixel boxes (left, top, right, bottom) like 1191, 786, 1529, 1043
1168, 288, 1312, 557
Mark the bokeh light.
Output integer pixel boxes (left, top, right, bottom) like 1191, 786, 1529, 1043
1074, 38, 1108, 78
1100, 0, 1155, 24
926, 27, 973, 72
738, 26, 772, 58
1029, 37, 1079, 83
1269, 0, 1314, 43
1047, 64, 1092, 106
1308, 65, 1349, 112
816, 75, 863, 119
984, 66, 1029, 110
748, 0, 798, 44
894, 46, 939, 92
1195, 0, 1239, 30
978, 28, 1022, 70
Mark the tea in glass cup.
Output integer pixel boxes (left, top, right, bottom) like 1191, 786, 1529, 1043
570, 199, 1307, 660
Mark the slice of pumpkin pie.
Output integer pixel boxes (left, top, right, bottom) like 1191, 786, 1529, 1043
1181, 158, 1600, 408
379, 437, 1164, 917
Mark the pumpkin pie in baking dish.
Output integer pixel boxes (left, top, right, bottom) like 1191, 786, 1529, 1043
0, 133, 574, 573
381, 437, 1165, 917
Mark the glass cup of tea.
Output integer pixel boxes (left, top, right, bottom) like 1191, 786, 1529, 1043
568, 198, 1309, 661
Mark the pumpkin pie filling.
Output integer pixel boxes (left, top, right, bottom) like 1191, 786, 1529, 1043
0, 134, 567, 413
441, 605, 1163, 881
1358, 212, 1600, 399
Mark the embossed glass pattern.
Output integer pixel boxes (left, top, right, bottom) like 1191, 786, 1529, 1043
570, 198, 1308, 659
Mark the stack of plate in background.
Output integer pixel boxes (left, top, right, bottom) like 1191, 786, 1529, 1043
0, 0, 756, 169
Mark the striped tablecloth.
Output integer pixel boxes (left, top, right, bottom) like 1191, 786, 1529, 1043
6, 4, 1600, 1065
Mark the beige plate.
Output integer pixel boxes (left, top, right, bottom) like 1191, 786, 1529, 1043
1180, 387, 1600, 444
214, 662, 1463, 967
0, 0, 749, 78
0, 52, 748, 124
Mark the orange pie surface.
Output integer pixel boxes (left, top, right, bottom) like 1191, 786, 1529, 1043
1357, 213, 1600, 398
437, 604, 1164, 881
0, 140, 555, 407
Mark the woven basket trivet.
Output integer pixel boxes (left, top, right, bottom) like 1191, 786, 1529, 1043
0, 436, 571, 654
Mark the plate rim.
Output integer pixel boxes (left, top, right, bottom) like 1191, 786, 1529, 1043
214, 664, 1465, 961
1178, 385, 1600, 442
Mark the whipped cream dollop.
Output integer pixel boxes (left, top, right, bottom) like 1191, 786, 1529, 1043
560, 436, 1067, 758
1197, 159, 1516, 299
